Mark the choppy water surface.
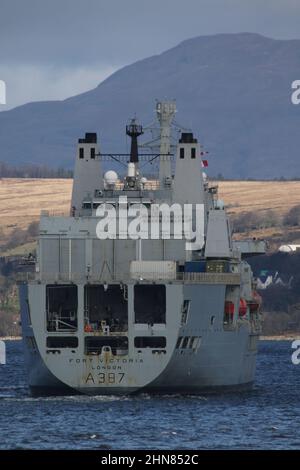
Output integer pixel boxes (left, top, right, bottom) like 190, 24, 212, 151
0, 340, 299, 449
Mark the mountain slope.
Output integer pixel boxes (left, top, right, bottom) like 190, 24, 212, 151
0, 33, 299, 178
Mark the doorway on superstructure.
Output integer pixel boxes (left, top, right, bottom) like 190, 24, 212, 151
46, 284, 78, 332
84, 284, 128, 333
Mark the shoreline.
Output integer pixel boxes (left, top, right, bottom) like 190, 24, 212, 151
260, 335, 299, 341
0, 336, 22, 341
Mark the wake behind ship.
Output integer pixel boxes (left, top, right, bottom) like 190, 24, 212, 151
19, 101, 265, 396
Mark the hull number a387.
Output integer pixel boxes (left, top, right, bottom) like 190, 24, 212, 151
85, 372, 125, 384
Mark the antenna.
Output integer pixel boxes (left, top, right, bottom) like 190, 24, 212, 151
156, 101, 176, 185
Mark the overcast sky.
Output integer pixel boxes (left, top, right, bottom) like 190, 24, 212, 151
1, 0, 300, 110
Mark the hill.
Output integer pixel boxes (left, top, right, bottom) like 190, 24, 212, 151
0, 33, 300, 178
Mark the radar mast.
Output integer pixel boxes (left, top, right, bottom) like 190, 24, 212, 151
156, 101, 176, 185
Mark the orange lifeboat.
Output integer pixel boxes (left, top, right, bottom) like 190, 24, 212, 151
224, 301, 235, 318
239, 298, 247, 316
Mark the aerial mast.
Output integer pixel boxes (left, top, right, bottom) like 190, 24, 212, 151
156, 101, 176, 186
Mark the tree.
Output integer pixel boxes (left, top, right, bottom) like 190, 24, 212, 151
283, 205, 300, 226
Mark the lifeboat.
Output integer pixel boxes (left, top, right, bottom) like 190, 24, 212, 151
224, 301, 235, 318
84, 323, 93, 332
239, 298, 247, 316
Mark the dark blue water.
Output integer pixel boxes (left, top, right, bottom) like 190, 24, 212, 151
0, 340, 299, 449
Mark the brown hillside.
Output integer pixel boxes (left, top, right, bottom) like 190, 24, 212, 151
1, 179, 300, 249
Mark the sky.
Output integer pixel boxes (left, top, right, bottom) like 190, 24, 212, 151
0, 0, 300, 110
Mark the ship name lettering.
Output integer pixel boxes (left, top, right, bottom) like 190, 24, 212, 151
91, 365, 123, 371
69, 358, 143, 365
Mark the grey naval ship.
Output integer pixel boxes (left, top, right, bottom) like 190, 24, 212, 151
19, 101, 266, 396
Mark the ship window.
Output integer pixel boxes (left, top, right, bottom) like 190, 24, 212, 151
180, 148, 185, 159
182, 337, 189, 349
181, 300, 191, 324
134, 285, 166, 324
191, 147, 196, 159
84, 284, 128, 332
90, 147, 95, 159
176, 336, 183, 349
46, 285, 78, 332
79, 147, 84, 159
46, 336, 78, 348
134, 337, 166, 348
82, 202, 92, 209
191, 336, 201, 351
85, 336, 128, 356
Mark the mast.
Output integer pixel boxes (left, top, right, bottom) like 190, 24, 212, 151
125, 118, 143, 189
126, 118, 143, 164
156, 101, 176, 186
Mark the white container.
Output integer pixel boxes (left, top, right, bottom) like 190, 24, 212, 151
130, 260, 177, 280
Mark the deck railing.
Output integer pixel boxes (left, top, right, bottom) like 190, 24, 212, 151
17, 271, 241, 285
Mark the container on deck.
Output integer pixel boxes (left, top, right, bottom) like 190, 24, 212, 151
206, 260, 229, 274
184, 261, 206, 273
130, 260, 177, 280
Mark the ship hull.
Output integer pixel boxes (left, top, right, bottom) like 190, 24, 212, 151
21, 335, 257, 397
20, 281, 259, 397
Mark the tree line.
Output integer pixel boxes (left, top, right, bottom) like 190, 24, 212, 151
230, 204, 300, 233
0, 161, 73, 178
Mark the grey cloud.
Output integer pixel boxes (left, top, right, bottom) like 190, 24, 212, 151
1, 0, 300, 66
0, 0, 300, 109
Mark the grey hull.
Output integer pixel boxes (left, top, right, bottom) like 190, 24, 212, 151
20, 282, 259, 396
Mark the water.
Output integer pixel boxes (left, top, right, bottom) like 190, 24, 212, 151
0, 340, 299, 449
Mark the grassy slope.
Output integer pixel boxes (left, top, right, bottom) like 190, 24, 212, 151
1, 178, 300, 253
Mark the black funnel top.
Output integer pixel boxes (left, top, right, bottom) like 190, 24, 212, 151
179, 132, 197, 144
78, 132, 97, 144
